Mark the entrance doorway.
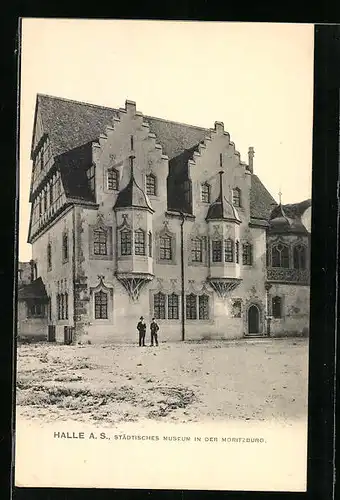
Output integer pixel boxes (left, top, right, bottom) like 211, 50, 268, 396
247, 305, 260, 335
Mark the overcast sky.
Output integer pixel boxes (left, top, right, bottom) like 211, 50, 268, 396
19, 20, 314, 262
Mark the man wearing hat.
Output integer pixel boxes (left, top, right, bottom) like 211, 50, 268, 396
150, 318, 160, 346
137, 316, 147, 347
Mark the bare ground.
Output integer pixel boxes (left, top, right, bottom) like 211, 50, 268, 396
16, 338, 308, 426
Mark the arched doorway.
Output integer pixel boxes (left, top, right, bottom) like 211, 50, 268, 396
248, 305, 260, 335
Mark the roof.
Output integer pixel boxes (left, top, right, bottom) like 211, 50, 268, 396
114, 159, 153, 212
282, 199, 312, 218
17, 277, 48, 301
32, 94, 279, 221
206, 171, 241, 223
268, 204, 309, 235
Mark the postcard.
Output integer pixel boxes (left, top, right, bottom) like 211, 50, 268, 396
15, 19, 314, 491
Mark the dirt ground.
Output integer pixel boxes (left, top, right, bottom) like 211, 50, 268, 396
16, 338, 309, 426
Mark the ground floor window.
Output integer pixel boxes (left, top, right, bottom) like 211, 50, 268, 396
28, 300, 45, 317
94, 290, 108, 319
154, 292, 166, 319
57, 293, 69, 320
272, 296, 282, 318
198, 294, 209, 319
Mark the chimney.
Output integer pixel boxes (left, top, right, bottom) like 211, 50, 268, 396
248, 147, 255, 173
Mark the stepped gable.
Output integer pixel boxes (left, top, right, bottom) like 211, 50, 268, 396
33, 94, 279, 220
17, 277, 48, 301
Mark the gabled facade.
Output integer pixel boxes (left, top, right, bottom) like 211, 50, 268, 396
24, 94, 311, 344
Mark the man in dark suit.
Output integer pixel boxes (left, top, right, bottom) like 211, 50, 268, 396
150, 318, 159, 346
137, 316, 146, 347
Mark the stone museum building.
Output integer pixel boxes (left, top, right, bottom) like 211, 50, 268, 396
18, 94, 311, 343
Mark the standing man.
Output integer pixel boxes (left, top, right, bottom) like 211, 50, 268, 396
150, 318, 159, 346
137, 316, 146, 347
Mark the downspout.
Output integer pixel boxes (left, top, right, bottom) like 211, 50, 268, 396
265, 282, 272, 337
72, 205, 77, 344
180, 211, 185, 341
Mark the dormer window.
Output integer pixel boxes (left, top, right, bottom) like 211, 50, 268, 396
201, 182, 211, 203
108, 168, 119, 190
232, 188, 241, 207
146, 174, 156, 196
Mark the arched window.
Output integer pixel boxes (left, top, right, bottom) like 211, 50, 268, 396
47, 243, 52, 270
199, 295, 209, 319
201, 182, 211, 203
154, 292, 166, 319
94, 290, 108, 319
107, 168, 119, 190
271, 243, 289, 268
272, 296, 282, 318
224, 238, 234, 262
146, 174, 157, 196
160, 235, 172, 260
191, 237, 203, 262
93, 228, 108, 255
120, 229, 132, 255
168, 293, 179, 319
186, 293, 197, 320
134, 229, 145, 255
212, 240, 222, 262
232, 188, 241, 207
293, 244, 307, 270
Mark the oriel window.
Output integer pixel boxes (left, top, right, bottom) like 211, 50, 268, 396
94, 229, 108, 256
224, 238, 234, 262
121, 229, 132, 255
94, 290, 108, 319
212, 240, 222, 262
134, 229, 145, 256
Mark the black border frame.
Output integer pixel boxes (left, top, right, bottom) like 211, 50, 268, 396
1, 19, 338, 500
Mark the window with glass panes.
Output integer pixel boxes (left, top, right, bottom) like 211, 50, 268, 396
199, 295, 209, 319
160, 235, 172, 260
212, 240, 222, 262
224, 238, 234, 262
93, 229, 107, 255
168, 293, 179, 319
191, 237, 203, 262
94, 291, 108, 319
272, 296, 282, 318
235, 240, 240, 263
47, 243, 52, 270
154, 292, 166, 319
293, 244, 306, 269
201, 183, 210, 203
62, 232, 68, 261
186, 294, 197, 319
107, 169, 118, 190
146, 174, 156, 196
134, 230, 145, 255
242, 243, 253, 265
121, 230, 132, 255
271, 243, 289, 268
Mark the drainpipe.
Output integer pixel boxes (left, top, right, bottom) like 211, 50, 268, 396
72, 206, 77, 344
180, 211, 185, 341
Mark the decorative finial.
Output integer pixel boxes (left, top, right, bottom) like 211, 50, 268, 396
218, 169, 224, 200
278, 188, 282, 205
248, 147, 255, 173
129, 154, 135, 179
